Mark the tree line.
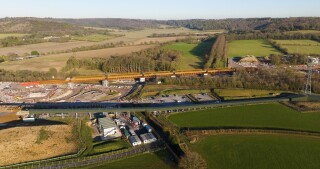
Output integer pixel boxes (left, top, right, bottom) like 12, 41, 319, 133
226, 32, 320, 41
204, 35, 227, 68
161, 68, 320, 93
63, 47, 182, 73
166, 17, 320, 32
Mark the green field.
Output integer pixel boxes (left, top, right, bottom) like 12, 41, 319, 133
72, 34, 118, 42
88, 140, 130, 155
284, 30, 320, 34
168, 103, 320, 131
192, 134, 320, 169
141, 85, 210, 98
163, 40, 213, 70
274, 40, 320, 54
80, 150, 173, 169
228, 40, 281, 57
214, 88, 282, 100
0, 33, 29, 39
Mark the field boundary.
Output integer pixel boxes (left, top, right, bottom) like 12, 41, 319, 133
183, 128, 320, 139
0, 141, 164, 169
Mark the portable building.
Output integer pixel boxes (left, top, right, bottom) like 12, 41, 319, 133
145, 125, 152, 133
129, 135, 142, 146
140, 133, 157, 144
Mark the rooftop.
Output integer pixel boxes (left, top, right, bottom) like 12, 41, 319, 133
98, 117, 116, 129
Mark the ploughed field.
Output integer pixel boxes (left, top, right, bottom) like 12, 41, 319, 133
168, 103, 320, 132
192, 134, 320, 169
228, 40, 281, 58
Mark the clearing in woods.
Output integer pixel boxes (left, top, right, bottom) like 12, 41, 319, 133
274, 40, 320, 55
192, 134, 320, 169
228, 40, 282, 58
162, 39, 214, 70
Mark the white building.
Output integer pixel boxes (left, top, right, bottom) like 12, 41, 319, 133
129, 135, 142, 146
98, 117, 117, 137
140, 133, 157, 144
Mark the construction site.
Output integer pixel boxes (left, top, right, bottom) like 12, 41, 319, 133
0, 69, 233, 104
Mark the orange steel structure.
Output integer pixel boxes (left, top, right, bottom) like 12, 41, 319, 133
38, 68, 235, 84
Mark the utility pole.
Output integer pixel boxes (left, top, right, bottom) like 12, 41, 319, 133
304, 57, 318, 94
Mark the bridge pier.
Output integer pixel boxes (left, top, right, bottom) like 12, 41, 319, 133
68, 82, 75, 89
102, 80, 109, 87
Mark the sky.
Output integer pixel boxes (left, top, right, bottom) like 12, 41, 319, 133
0, 0, 319, 20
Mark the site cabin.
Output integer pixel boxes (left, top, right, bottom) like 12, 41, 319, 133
132, 116, 141, 124
140, 133, 157, 144
129, 129, 136, 136
121, 128, 130, 139
98, 117, 117, 137
23, 114, 35, 122
129, 135, 142, 146
145, 125, 152, 133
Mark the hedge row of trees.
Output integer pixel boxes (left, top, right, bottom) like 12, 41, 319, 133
166, 18, 320, 32
161, 68, 320, 93
226, 32, 320, 41
266, 39, 288, 54
204, 35, 227, 68
63, 48, 182, 73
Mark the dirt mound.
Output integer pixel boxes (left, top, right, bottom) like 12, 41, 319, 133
239, 55, 259, 63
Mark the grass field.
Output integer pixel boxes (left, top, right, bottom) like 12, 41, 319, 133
214, 88, 282, 100
228, 40, 282, 57
284, 30, 320, 34
162, 40, 214, 70
141, 85, 209, 98
274, 40, 320, 54
168, 103, 320, 132
0, 45, 156, 71
0, 28, 200, 56
163, 43, 202, 70
0, 33, 29, 39
72, 34, 119, 42
0, 124, 79, 165
80, 150, 174, 169
192, 134, 320, 169
88, 140, 130, 155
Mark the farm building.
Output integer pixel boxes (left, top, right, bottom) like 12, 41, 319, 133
98, 117, 117, 137
140, 133, 157, 144
129, 135, 142, 146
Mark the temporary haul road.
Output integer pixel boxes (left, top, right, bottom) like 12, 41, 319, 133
27, 68, 235, 85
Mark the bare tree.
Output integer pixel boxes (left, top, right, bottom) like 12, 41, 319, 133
179, 151, 207, 169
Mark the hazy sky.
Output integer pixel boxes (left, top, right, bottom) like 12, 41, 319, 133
1, 0, 319, 19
